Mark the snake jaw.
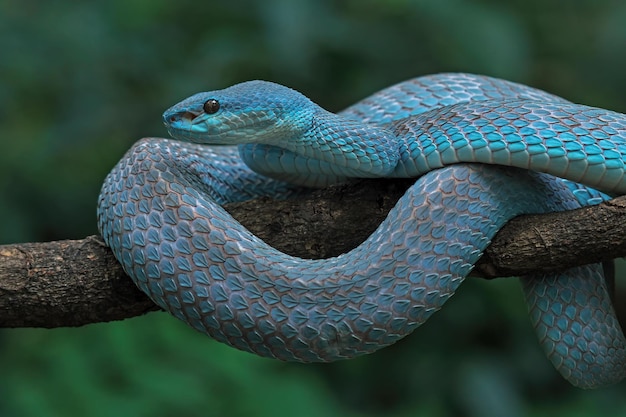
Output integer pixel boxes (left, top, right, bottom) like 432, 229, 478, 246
163, 112, 196, 141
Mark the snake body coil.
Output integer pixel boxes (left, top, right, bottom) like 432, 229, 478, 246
98, 73, 626, 389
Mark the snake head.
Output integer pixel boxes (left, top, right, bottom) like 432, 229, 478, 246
163, 80, 314, 145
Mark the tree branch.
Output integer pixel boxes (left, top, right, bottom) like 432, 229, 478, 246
2, 178, 626, 329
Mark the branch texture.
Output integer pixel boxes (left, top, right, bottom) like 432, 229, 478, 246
1, 178, 626, 328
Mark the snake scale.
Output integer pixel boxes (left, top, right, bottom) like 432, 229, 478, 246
98, 73, 626, 389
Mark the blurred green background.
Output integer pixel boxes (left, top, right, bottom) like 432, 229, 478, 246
2, 0, 626, 416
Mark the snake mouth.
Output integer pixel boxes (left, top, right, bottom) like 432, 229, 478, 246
166, 110, 201, 124
163, 110, 200, 141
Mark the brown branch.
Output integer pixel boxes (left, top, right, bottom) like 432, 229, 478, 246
1, 178, 626, 329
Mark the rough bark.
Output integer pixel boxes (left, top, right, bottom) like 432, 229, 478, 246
1, 178, 626, 329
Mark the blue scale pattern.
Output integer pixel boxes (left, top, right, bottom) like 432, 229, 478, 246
99, 73, 626, 389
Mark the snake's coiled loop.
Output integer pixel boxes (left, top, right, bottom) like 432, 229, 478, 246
98, 73, 626, 389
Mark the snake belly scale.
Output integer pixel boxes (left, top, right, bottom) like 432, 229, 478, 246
97, 73, 626, 389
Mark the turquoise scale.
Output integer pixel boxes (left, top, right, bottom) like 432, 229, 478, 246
98, 72, 626, 389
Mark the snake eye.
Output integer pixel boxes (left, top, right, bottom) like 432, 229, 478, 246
203, 99, 220, 114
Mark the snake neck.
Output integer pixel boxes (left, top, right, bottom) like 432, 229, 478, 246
238, 109, 401, 186
304, 109, 400, 176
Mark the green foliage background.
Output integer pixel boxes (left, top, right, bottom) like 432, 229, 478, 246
2, 0, 626, 416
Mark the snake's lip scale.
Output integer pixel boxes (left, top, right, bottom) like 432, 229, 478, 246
163, 111, 206, 142
100, 72, 626, 389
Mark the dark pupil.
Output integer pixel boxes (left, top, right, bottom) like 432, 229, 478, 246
203, 99, 220, 114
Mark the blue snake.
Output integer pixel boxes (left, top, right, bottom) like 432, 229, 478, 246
97, 73, 626, 389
